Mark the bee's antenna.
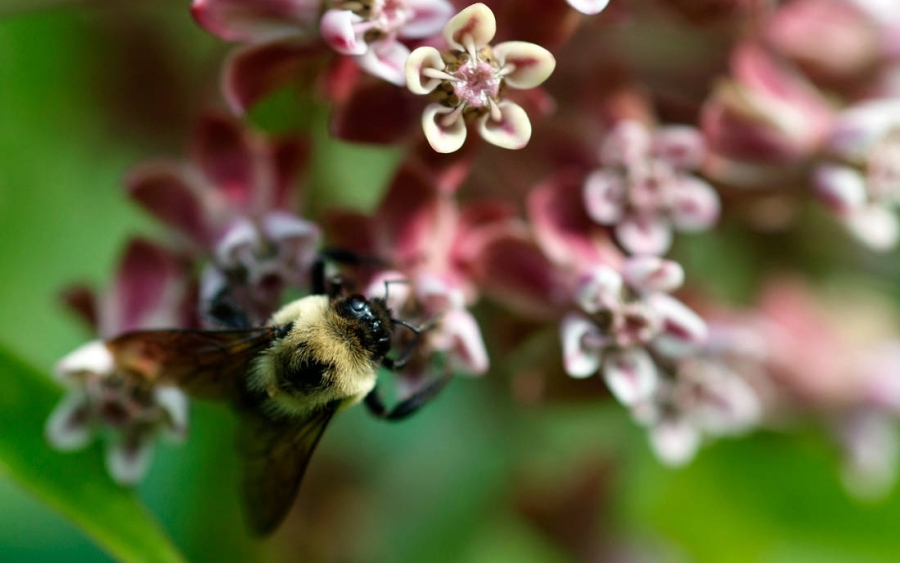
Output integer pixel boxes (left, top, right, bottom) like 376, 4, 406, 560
386, 315, 441, 370
381, 278, 410, 305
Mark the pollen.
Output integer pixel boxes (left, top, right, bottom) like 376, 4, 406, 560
450, 59, 500, 108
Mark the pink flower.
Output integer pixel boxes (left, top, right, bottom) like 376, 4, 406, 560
561, 257, 707, 407
126, 113, 320, 326
566, 0, 610, 16
46, 239, 192, 485
405, 3, 556, 152
813, 98, 900, 251
583, 120, 720, 255
321, 0, 454, 85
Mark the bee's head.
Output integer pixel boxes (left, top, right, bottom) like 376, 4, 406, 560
332, 294, 393, 361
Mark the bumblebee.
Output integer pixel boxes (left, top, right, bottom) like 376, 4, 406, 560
106, 254, 449, 535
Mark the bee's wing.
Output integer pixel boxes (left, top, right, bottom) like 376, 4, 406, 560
238, 403, 339, 536
106, 328, 280, 400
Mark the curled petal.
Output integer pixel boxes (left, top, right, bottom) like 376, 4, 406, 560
192, 114, 255, 208
583, 169, 625, 225
355, 39, 409, 86
261, 211, 320, 247
567, 0, 610, 15
400, 0, 455, 38
405, 46, 446, 95
652, 126, 707, 171
214, 217, 261, 268
603, 348, 658, 406
492, 41, 556, 89
105, 437, 154, 486
844, 204, 900, 251
561, 313, 603, 378
647, 294, 708, 357
191, 0, 320, 43
670, 177, 721, 232
422, 104, 467, 153
45, 391, 93, 451
813, 164, 868, 216
476, 101, 532, 150
575, 265, 622, 314
649, 416, 701, 467
320, 9, 367, 56
155, 387, 190, 442
55, 340, 114, 380
615, 215, 673, 256
444, 3, 496, 52
434, 309, 489, 375
601, 120, 651, 167
622, 257, 684, 294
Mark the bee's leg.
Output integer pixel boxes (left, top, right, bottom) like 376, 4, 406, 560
364, 374, 453, 421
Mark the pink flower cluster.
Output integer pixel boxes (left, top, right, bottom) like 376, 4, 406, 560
46, 0, 900, 496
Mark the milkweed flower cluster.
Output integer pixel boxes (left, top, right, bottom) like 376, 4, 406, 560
44, 0, 900, 502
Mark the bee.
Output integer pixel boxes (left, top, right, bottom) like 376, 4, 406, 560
105, 254, 449, 535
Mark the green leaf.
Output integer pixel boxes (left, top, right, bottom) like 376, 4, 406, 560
0, 345, 187, 563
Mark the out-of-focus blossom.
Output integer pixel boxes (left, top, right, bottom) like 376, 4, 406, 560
813, 98, 900, 251
325, 149, 491, 392
583, 120, 720, 255
321, 0, 454, 85
561, 257, 707, 407
126, 113, 319, 326
702, 42, 834, 185
405, 3, 556, 152
46, 239, 192, 485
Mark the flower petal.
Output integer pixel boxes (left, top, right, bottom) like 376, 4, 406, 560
600, 120, 651, 167
214, 217, 261, 268
476, 101, 532, 150
422, 103, 468, 153
492, 41, 556, 89
155, 386, 190, 442
647, 293, 708, 357
622, 257, 684, 294
561, 313, 603, 378
355, 39, 409, 86
670, 176, 721, 232
191, 114, 255, 208
649, 416, 701, 467
829, 99, 900, 160
365, 270, 412, 313
105, 437, 155, 486
45, 391, 94, 451
575, 265, 622, 314
813, 164, 868, 216
844, 204, 900, 251
435, 309, 489, 375
191, 0, 320, 43
567, 0, 610, 15
405, 46, 446, 95
125, 162, 211, 245
652, 126, 707, 171
444, 3, 496, 52
55, 340, 114, 380
320, 9, 368, 56
583, 169, 625, 225
603, 347, 658, 406
615, 215, 673, 256
400, 0, 455, 38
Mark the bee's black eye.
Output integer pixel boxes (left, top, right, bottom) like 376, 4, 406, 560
349, 296, 367, 311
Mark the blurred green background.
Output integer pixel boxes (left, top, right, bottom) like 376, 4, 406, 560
3, 3, 900, 563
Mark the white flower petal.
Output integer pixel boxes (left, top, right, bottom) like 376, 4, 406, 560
320, 9, 368, 56
422, 103, 467, 153
567, 0, 610, 15
845, 204, 900, 251
438, 309, 489, 375
615, 215, 673, 256
649, 416, 702, 467
647, 294, 708, 357
45, 391, 93, 451
603, 347, 658, 406
155, 386, 190, 442
105, 438, 155, 486
405, 46, 446, 95
492, 41, 556, 89
55, 340, 115, 380
583, 169, 625, 225
575, 265, 623, 314
476, 101, 532, 150
622, 257, 684, 294
444, 3, 496, 52
670, 176, 721, 232
829, 99, 900, 159
813, 164, 868, 216
400, 0, 455, 38
560, 313, 603, 378
356, 39, 410, 86
364, 270, 412, 313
